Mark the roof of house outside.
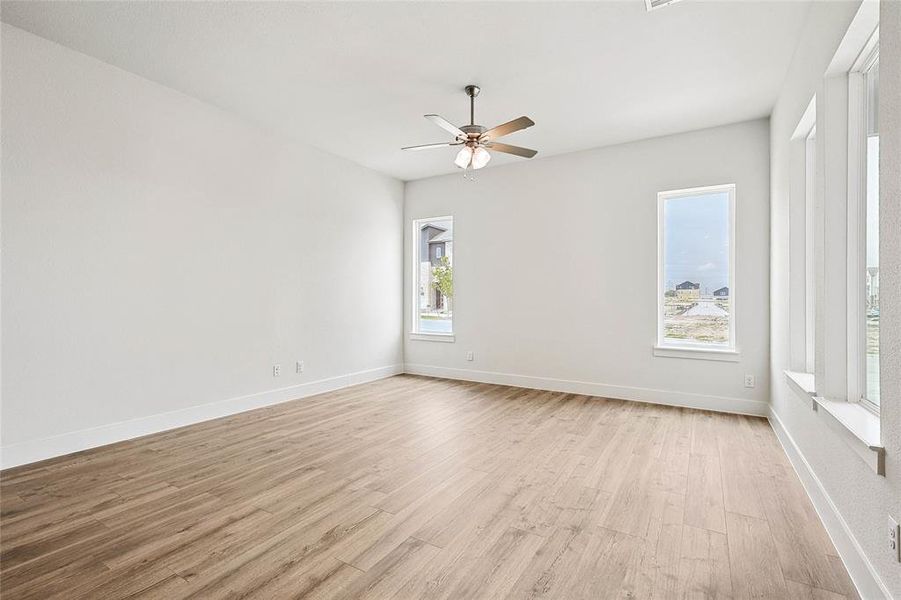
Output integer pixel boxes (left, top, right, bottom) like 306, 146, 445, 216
420, 221, 453, 241
676, 281, 700, 290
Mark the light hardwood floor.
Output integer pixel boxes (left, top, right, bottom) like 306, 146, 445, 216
1, 375, 858, 599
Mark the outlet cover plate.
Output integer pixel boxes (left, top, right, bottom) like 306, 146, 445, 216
890, 515, 900, 562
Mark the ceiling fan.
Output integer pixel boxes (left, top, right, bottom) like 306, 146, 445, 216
402, 85, 537, 170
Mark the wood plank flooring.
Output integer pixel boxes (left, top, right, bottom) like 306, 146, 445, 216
0, 375, 858, 599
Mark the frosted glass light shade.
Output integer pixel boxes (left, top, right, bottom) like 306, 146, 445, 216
471, 147, 491, 169
454, 146, 473, 169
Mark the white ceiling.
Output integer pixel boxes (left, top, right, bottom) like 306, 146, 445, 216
1, 1, 816, 181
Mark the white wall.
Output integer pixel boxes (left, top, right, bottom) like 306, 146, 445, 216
0, 25, 404, 467
769, 0, 901, 596
404, 119, 771, 415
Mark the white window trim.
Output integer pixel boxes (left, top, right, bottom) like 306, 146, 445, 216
784, 369, 816, 400
781, 0, 884, 474
409, 332, 455, 343
655, 183, 737, 358
788, 95, 816, 374
410, 215, 455, 342
846, 33, 879, 415
652, 345, 739, 362
804, 125, 817, 374
784, 370, 884, 475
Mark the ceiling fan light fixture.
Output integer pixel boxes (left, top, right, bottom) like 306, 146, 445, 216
454, 146, 473, 169
403, 85, 537, 172
471, 146, 491, 170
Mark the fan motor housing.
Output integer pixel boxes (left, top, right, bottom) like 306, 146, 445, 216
459, 124, 485, 146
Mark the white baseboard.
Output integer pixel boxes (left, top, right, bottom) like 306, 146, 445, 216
768, 408, 891, 600
0, 364, 403, 470
403, 363, 768, 417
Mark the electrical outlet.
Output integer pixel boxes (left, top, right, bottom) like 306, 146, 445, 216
890, 515, 900, 562
744, 375, 756, 388
296, 360, 304, 374
466, 351, 474, 361
272, 364, 281, 377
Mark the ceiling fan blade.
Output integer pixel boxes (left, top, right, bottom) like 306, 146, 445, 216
481, 116, 535, 141
487, 142, 538, 159
424, 114, 465, 138
402, 141, 463, 151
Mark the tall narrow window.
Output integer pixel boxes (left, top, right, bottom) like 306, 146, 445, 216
805, 126, 817, 373
658, 184, 735, 350
863, 51, 879, 409
412, 216, 454, 336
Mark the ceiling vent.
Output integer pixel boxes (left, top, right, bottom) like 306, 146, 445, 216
645, 0, 683, 11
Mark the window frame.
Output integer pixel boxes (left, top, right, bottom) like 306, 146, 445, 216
410, 215, 455, 342
656, 183, 737, 355
787, 95, 816, 376
804, 125, 817, 374
846, 34, 879, 414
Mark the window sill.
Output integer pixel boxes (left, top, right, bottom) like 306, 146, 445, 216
784, 370, 816, 399
409, 332, 455, 343
784, 371, 884, 475
652, 345, 740, 362
814, 397, 884, 475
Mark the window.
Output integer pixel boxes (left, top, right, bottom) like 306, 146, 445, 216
657, 184, 735, 352
804, 125, 817, 373
412, 216, 454, 337
788, 96, 816, 375
849, 42, 879, 411
780, 8, 883, 471
863, 54, 879, 409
